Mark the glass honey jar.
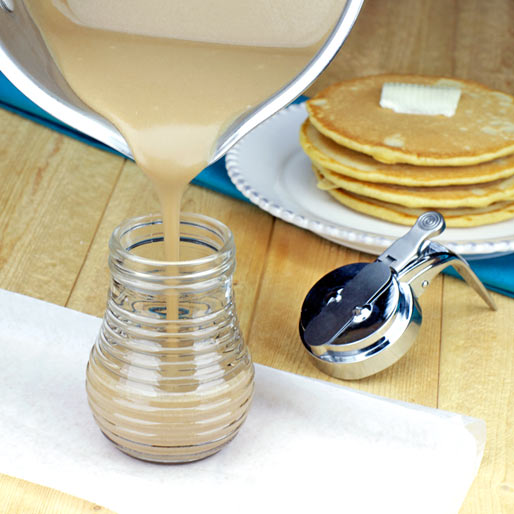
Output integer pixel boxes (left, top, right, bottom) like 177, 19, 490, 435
86, 213, 254, 463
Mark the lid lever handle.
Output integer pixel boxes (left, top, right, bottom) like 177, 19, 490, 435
378, 211, 445, 273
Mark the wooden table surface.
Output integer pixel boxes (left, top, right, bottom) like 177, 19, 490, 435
2, 0, 513, 512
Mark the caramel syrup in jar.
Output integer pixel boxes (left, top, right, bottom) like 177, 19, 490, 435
86, 214, 252, 462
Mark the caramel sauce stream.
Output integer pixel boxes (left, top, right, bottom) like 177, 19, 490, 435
24, 0, 345, 460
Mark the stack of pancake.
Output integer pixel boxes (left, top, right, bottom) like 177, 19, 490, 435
300, 75, 514, 227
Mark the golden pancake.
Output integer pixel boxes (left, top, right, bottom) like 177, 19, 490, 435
312, 168, 514, 227
300, 119, 514, 186
306, 75, 514, 166
315, 164, 514, 208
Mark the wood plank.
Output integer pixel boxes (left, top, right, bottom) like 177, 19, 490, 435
1, 474, 114, 514
65, 159, 159, 316
0, 110, 124, 305
439, 278, 514, 514
307, 0, 513, 95
306, 0, 456, 95
453, 0, 514, 90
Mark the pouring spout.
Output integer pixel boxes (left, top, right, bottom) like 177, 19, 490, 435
399, 241, 497, 311
446, 257, 497, 311
210, 0, 364, 164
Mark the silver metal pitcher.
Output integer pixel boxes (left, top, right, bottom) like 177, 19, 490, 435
0, 0, 363, 163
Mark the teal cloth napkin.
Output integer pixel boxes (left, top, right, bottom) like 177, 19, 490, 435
1, 72, 513, 297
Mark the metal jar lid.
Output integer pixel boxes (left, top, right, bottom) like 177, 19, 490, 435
299, 212, 496, 380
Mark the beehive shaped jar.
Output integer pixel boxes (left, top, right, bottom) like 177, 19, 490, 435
86, 213, 254, 463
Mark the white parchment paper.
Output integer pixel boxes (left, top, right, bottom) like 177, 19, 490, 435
0, 289, 484, 513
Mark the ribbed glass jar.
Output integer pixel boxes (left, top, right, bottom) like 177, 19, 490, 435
86, 213, 254, 463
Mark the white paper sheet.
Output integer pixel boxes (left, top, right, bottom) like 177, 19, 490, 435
0, 289, 484, 514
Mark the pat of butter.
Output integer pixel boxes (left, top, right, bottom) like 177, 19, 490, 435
380, 82, 461, 117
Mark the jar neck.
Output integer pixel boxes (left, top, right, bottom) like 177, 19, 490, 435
109, 213, 234, 290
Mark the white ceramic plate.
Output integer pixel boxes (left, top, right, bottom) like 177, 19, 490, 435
226, 102, 514, 257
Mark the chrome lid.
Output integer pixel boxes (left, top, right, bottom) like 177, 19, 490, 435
299, 212, 496, 380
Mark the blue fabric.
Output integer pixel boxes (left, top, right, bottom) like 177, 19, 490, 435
1, 72, 513, 297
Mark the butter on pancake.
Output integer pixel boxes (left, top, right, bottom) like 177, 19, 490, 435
300, 119, 514, 186
306, 75, 514, 166
312, 168, 514, 228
